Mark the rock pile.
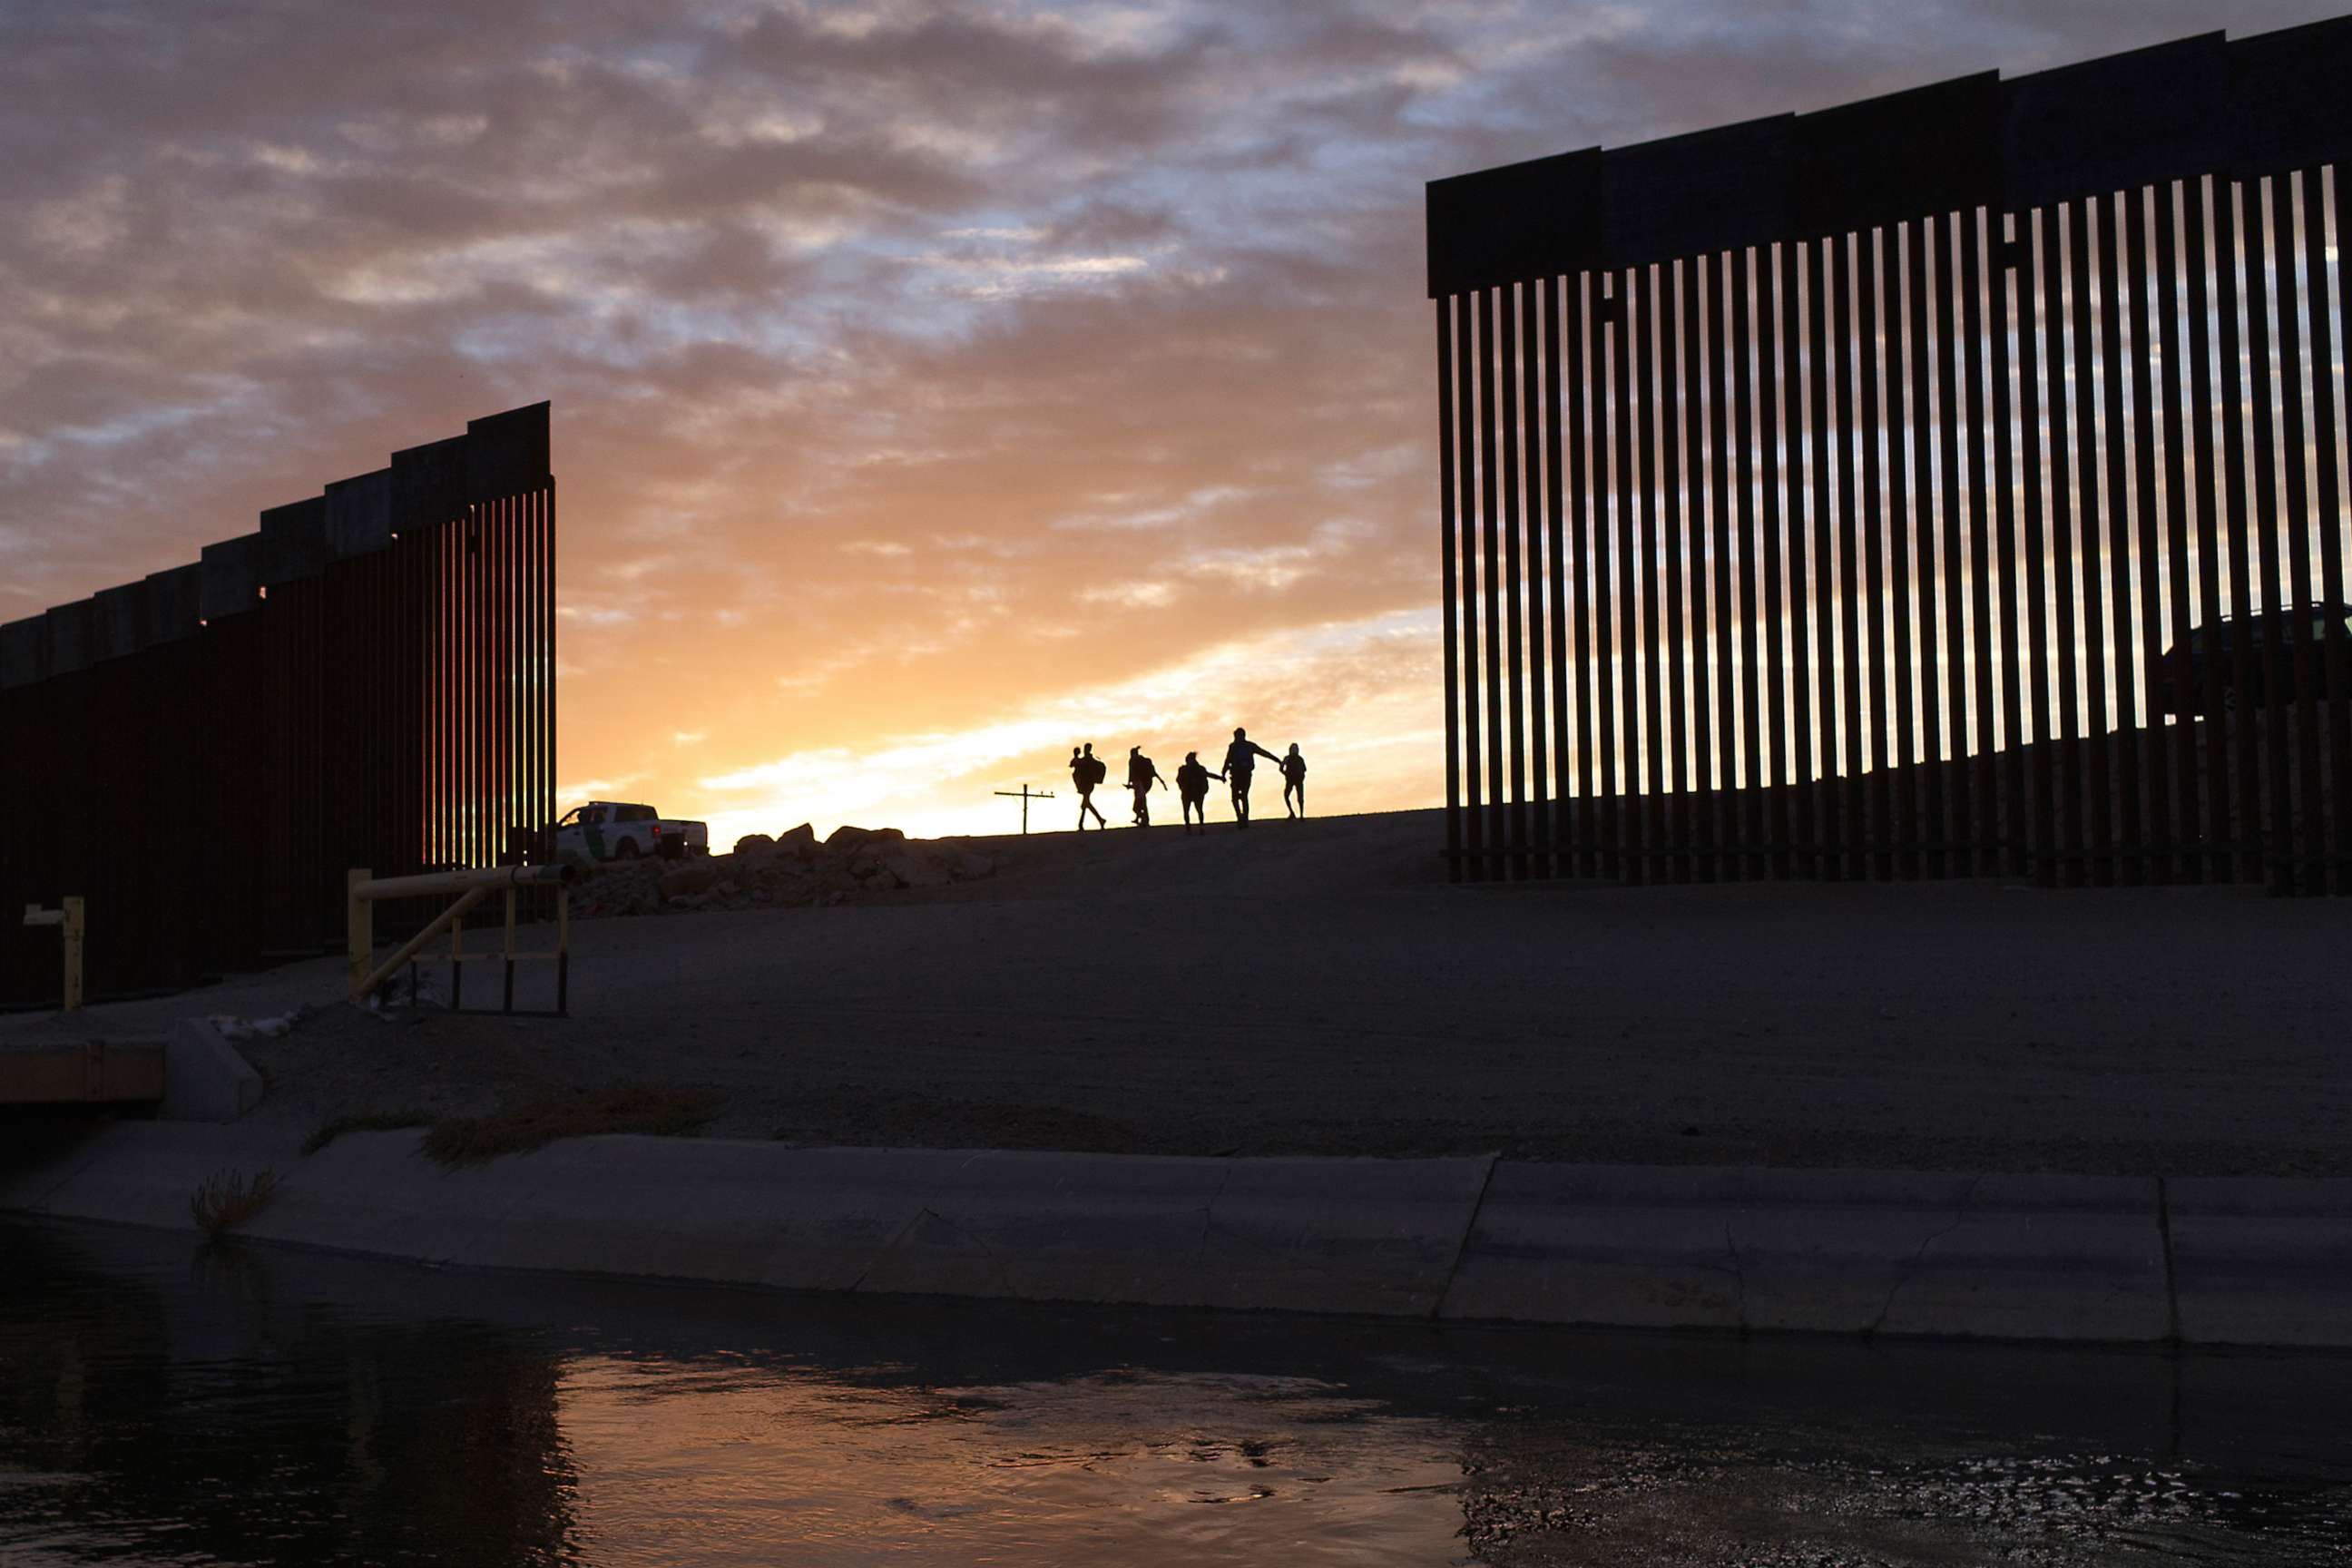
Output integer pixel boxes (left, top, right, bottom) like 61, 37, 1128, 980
571, 823, 997, 919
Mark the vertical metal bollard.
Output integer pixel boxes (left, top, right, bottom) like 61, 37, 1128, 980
61, 897, 83, 1013
503, 887, 516, 1014
346, 869, 372, 1004
555, 887, 571, 1017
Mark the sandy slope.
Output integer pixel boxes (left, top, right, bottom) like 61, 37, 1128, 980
9, 808, 2350, 1174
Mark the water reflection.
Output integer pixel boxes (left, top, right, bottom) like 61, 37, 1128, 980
2, 1217, 2348, 1566
0, 1226, 579, 1564
559, 1359, 1458, 1563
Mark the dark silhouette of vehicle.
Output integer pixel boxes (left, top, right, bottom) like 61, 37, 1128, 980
2158, 602, 2352, 717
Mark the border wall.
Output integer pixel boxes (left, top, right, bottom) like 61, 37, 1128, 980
1430, 22, 2352, 892
0, 404, 555, 1004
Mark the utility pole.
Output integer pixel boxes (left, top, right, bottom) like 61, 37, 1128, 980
993, 784, 1054, 835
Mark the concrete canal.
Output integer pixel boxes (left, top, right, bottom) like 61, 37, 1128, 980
4, 1216, 2347, 1565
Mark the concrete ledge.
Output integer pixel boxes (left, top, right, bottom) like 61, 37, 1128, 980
5, 1122, 299, 1231
434, 1141, 987, 1289
246, 1139, 1491, 1317
0, 1038, 166, 1105
1437, 1164, 2169, 1342
162, 1020, 263, 1122
1877, 1173, 2168, 1342
846, 1151, 1494, 1316
1, 1124, 2341, 1348
2168, 1177, 2352, 1348
239, 1130, 534, 1267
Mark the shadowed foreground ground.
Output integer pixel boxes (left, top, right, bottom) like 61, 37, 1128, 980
8, 808, 2348, 1175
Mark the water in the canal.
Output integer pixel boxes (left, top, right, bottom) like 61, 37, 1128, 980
1, 1217, 2347, 1565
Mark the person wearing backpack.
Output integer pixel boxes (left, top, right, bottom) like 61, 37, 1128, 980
1125, 745, 1166, 827
1174, 751, 1222, 836
1279, 743, 1308, 818
1071, 743, 1108, 830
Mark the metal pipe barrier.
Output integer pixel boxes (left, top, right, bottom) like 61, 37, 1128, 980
347, 865, 577, 1014
21, 897, 83, 1012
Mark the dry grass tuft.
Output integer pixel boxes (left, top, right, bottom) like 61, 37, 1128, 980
300, 1109, 434, 1156
422, 1083, 719, 1166
190, 1167, 277, 1238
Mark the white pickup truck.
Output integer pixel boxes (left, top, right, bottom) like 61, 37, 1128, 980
551, 800, 710, 863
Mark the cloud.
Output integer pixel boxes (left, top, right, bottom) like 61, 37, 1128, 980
6, 0, 2343, 842
1080, 580, 1179, 608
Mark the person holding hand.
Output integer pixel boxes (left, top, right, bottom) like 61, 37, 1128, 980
1221, 727, 1281, 827
1174, 750, 1222, 836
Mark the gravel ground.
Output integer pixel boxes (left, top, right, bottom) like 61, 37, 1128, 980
10, 808, 2350, 1175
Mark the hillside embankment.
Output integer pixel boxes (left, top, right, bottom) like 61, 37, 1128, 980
5, 808, 2349, 1178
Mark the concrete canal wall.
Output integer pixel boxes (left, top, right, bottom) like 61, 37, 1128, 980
4, 1121, 2345, 1348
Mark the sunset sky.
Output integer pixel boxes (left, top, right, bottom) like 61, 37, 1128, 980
5, 0, 2338, 846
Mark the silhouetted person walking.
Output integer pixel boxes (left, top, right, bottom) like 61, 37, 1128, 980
1126, 745, 1165, 827
1175, 750, 1222, 835
1280, 743, 1308, 818
1222, 728, 1280, 827
1072, 743, 1108, 830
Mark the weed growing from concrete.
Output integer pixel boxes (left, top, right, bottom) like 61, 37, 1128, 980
300, 1109, 434, 1156
422, 1084, 719, 1166
190, 1168, 277, 1238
